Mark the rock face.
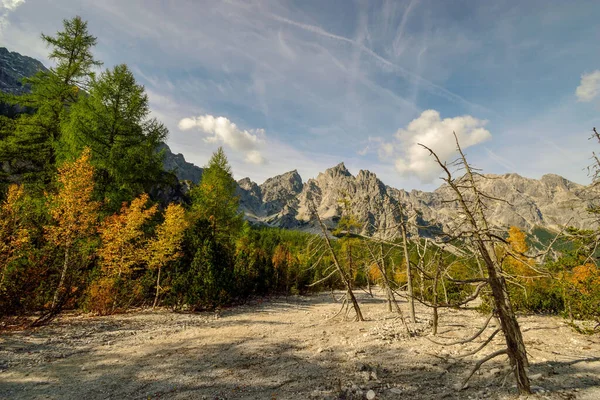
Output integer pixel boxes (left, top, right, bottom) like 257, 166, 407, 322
238, 167, 597, 236
0, 47, 47, 95
159, 143, 203, 184
236, 170, 304, 229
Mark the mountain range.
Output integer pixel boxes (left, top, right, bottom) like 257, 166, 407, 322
2, 46, 597, 237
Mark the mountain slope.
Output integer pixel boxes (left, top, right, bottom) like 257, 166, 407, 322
0, 47, 47, 95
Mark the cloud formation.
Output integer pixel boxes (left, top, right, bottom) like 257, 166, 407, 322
381, 110, 491, 183
0, 0, 25, 32
178, 114, 267, 165
576, 70, 600, 102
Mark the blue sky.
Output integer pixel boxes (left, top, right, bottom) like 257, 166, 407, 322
2, 0, 600, 190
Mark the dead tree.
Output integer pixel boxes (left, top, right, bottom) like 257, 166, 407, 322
395, 204, 417, 323
308, 198, 364, 322
431, 251, 443, 335
420, 133, 531, 394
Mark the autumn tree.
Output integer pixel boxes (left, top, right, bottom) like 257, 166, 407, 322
92, 193, 157, 314
0, 185, 30, 292
44, 148, 99, 315
145, 203, 189, 308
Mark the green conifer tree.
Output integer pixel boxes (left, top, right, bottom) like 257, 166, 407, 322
63, 64, 167, 207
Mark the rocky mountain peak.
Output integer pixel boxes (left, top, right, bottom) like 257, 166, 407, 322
261, 169, 303, 195
239, 166, 597, 237
321, 162, 352, 179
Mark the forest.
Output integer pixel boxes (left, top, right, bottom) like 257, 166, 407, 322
1, 16, 599, 397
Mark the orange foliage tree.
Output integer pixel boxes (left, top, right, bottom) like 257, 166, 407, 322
0, 184, 30, 291
145, 203, 189, 308
45, 148, 99, 311
92, 193, 157, 314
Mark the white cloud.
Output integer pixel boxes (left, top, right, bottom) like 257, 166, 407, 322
177, 114, 267, 165
245, 150, 266, 165
382, 110, 491, 182
576, 70, 600, 102
1, 0, 24, 11
0, 0, 25, 32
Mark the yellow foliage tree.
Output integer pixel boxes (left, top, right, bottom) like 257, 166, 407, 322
504, 226, 536, 280
98, 194, 157, 278
145, 203, 189, 308
92, 193, 157, 314
45, 148, 99, 310
0, 185, 30, 291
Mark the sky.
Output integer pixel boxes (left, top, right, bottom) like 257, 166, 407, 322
2, 0, 600, 190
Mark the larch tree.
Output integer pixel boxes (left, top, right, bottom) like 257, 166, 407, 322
190, 147, 243, 242
421, 134, 531, 394
145, 203, 189, 308
63, 64, 168, 207
94, 193, 157, 314
44, 147, 99, 314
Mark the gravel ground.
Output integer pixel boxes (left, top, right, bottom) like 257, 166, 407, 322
1, 289, 599, 400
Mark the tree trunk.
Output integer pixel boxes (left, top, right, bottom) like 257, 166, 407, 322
52, 246, 70, 310
420, 136, 531, 394
432, 259, 441, 335
310, 200, 364, 321
481, 242, 530, 393
153, 265, 162, 309
400, 221, 416, 323
365, 264, 373, 297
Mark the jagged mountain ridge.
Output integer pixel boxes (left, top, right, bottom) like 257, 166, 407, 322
237, 164, 597, 236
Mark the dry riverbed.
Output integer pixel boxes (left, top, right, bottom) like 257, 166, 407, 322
1, 290, 599, 400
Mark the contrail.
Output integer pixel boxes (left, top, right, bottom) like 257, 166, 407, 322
266, 11, 490, 113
